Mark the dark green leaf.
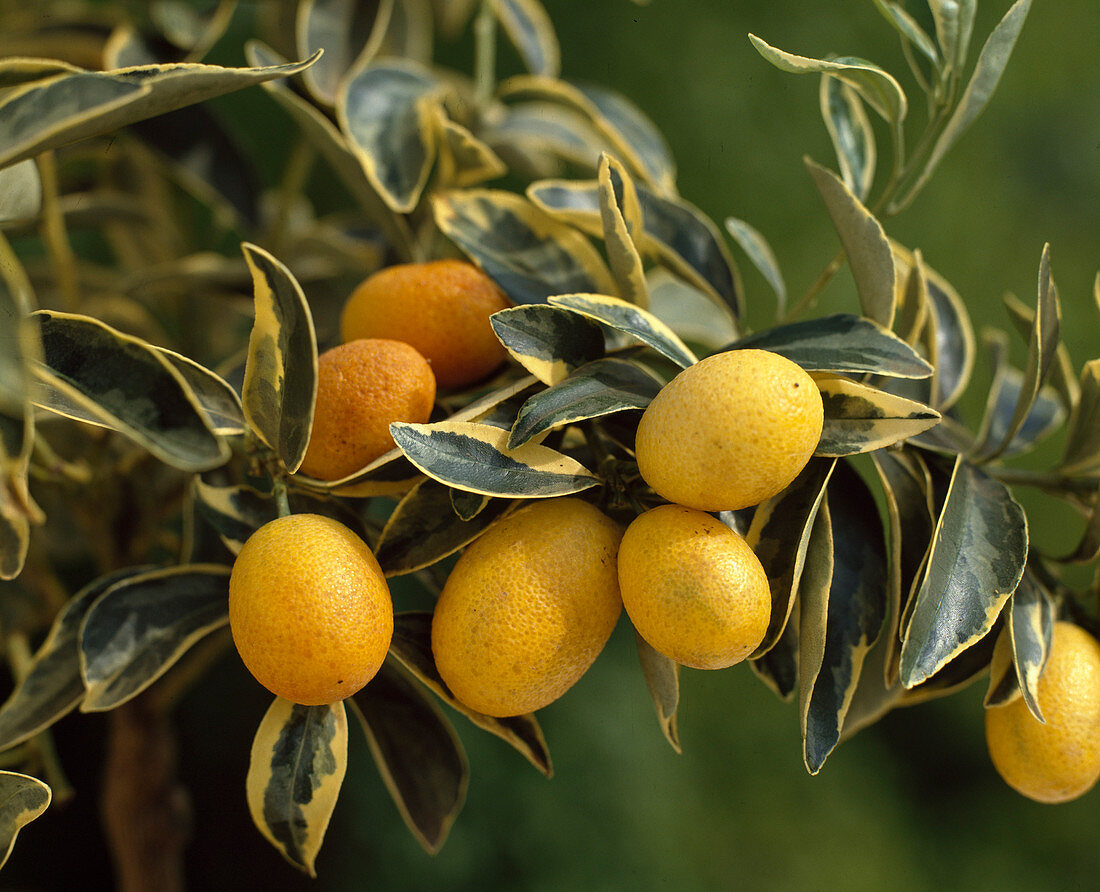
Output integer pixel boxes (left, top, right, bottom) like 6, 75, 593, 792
0, 567, 149, 751
730, 313, 932, 379
806, 158, 896, 328
32, 311, 228, 472
548, 293, 696, 368
241, 242, 318, 474
508, 358, 660, 449
351, 661, 467, 853
390, 420, 597, 498
432, 189, 616, 305
750, 612, 800, 701
246, 699, 347, 877
337, 59, 439, 213
489, 304, 606, 385
802, 462, 888, 773
814, 374, 940, 456
374, 478, 516, 576
0, 771, 50, 870
79, 564, 231, 711
821, 78, 876, 202
746, 459, 836, 660
495, 0, 560, 78
899, 458, 1027, 688
388, 612, 552, 776
0, 53, 321, 170
634, 633, 680, 754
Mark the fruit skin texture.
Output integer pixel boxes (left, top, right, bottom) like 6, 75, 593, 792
431, 498, 623, 717
299, 338, 435, 481
634, 348, 823, 512
617, 504, 770, 670
985, 620, 1100, 803
340, 259, 511, 390
229, 514, 394, 706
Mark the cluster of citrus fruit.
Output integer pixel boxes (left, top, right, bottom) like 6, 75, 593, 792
227, 258, 1100, 806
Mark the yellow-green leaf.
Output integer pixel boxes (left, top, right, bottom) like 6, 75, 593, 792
246, 698, 348, 877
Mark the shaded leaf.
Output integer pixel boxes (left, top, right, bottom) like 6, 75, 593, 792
79, 564, 230, 711
0, 52, 321, 170
351, 660, 467, 853
432, 189, 616, 305
724, 216, 786, 317
814, 373, 940, 456
388, 612, 552, 775
747, 459, 835, 660
802, 462, 888, 773
634, 633, 680, 754
154, 347, 245, 436
972, 349, 1064, 461
482, 100, 609, 173
32, 311, 228, 472
797, 500, 834, 757
821, 77, 876, 202
246, 699, 347, 877
297, 0, 391, 106
1060, 359, 1100, 475
646, 270, 739, 353
1006, 569, 1055, 721
337, 59, 440, 213
0, 771, 50, 870
750, 611, 800, 701
374, 478, 516, 577
899, 457, 1027, 688
0, 568, 149, 751
433, 110, 507, 188
496, 0, 560, 78
241, 242, 318, 474
489, 304, 606, 386
730, 313, 932, 379
548, 293, 696, 368
896, 0, 1030, 209
390, 420, 597, 498
1002, 291, 1078, 411
508, 357, 660, 448
806, 158, 896, 328
0, 160, 41, 224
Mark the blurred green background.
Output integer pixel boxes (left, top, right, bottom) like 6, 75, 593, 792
6, 1, 1100, 889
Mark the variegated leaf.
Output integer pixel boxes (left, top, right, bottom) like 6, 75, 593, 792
246, 699, 348, 877
154, 347, 245, 436
797, 500, 834, 761
374, 478, 515, 576
724, 217, 786, 318
79, 564, 231, 712
508, 357, 660, 449
351, 661, 467, 853
0, 771, 50, 870
388, 612, 552, 775
597, 153, 648, 307
297, 0, 391, 106
390, 420, 597, 498
434, 110, 507, 188
432, 189, 616, 305
1006, 569, 1055, 721
634, 633, 681, 754
872, 1, 941, 70
495, 0, 560, 78
899, 457, 1027, 688
32, 311, 228, 471
241, 242, 317, 474
1060, 359, 1100, 476
929, 0, 977, 74
821, 77, 876, 201
548, 293, 696, 368
0, 53, 321, 169
814, 373, 941, 456
731, 313, 932, 379
489, 304, 606, 385
0, 160, 41, 224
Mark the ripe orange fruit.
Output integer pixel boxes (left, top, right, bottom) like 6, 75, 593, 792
617, 504, 770, 670
340, 259, 511, 390
985, 620, 1100, 803
431, 498, 623, 717
229, 514, 393, 705
634, 348, 823, 512
299, 338, 435, 481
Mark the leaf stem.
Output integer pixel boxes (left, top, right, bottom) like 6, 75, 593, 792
473, 0, 498, 113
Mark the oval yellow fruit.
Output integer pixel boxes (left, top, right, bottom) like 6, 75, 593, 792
635, 348, 823, 512
229, 514, 393, 705
985, 620, 1100, 803
431, 498, 623, 717
617, 504, 770, 670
